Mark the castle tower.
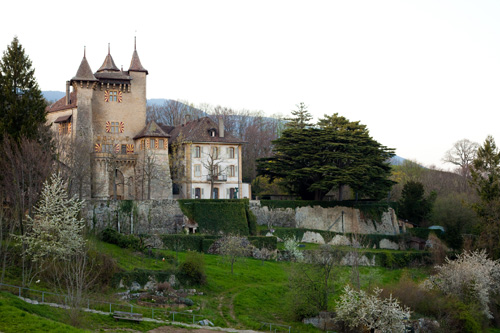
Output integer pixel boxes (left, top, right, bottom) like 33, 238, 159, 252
70, 47, 98, 199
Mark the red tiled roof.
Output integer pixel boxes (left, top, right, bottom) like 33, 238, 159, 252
46, 92, 77, 113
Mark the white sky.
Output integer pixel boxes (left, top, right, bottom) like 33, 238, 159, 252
2, 0, 500, 169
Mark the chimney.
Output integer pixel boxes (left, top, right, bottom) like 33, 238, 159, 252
65, 81, 70, 105
219, 117, 224, 138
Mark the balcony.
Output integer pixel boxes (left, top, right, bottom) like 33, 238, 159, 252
206, 174, 227, 182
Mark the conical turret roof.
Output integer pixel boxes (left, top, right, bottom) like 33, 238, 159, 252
71, 48, 97, 82
128, 38, 148, 74
97, 44, 120, 72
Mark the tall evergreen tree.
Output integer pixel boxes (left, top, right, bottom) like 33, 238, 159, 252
0, 37, 47, 141
285, 102, 313, 129
469, 135, 500, 257
257, 113, 395, 200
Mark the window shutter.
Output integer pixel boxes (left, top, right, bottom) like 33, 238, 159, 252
105, 121, 111, 133
94, 143, 102, 152
126, 144, 134, 154
201, 188, 204, 197
191, 188, 195, 199
114, 144, 120, 154
119, 122, 125, 133
117, 91, 123, 103
104, 90, 110, 102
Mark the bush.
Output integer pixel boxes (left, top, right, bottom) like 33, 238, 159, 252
424, 250, 500, 319
178, 251, 206, 286
381, 274, 484, 332
161, 234, 205, 252
100, 228, 144, 251
336, 285, 411, 333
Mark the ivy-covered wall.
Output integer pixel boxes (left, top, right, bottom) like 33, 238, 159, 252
178, 199, 257, 236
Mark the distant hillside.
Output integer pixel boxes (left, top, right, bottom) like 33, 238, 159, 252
390, 156, 406, 166
43, 91, 65, 104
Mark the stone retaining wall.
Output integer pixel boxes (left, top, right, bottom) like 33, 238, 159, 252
85, 199, 184, 234
250, 200, 401, 235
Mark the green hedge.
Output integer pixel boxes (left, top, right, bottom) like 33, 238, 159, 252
260, 200, 397, 222
375, 250, 431, 268
161, 234, 277, 253
178, 199, 250, 235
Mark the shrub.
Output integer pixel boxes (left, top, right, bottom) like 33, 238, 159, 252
177, 251, 206, 286
336, 285, 411, 333
424, 250, 500, 319
381, 274, 484, 332
100, 228, 143, 251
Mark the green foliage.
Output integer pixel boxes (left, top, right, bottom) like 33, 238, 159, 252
100, 228, 144, 251
161, 234, 277, 253
469, 136, 500, 258
398, 181, 436, 225
257, 113, 395, 200
178, 199, 249, 235
284, 102, 313, 129
407, 227, 444, 240
178, 251, 206, 285
111, 268, 175, 288
376, 250, 431, 268
118, 200, 134, 214
0, 37, 47, 142
161, 234, 207, 252
248, 236, 277, 250
430, 193, 479, 250
246, 206, 258, 236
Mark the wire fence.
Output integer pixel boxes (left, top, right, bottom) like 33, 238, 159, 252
0, 282, 205, 324
260, 322, 292, 332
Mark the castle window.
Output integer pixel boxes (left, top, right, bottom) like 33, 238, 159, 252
149, 138, 155, 149
103, 144, 113, 153
228, 147, 235, 159
109, 91, 117, 102
110, 122, 119, 133
159, 139, 164, 149
54, 115, 72, 135
194, 146, 201, 158
140, 139, 145, 150
121, 145, 127, 154
229, 165, 236, 177
213, 147, 218, 159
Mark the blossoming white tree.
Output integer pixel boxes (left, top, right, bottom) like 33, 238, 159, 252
336, 285, 411, 333
424, 250, 500, 319
21, 173, 86, 265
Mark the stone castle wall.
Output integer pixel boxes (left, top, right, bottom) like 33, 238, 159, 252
85, 199, 184, 235
86, 199, 401, 237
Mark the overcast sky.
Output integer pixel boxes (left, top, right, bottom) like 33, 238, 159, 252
2, 0, 500, 169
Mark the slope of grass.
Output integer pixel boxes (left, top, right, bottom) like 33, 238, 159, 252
95, 240, 429, 331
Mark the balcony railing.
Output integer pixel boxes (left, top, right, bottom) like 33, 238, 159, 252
206, 174, 227, 182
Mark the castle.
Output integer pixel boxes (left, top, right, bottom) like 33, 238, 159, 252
46, 41, 250, 200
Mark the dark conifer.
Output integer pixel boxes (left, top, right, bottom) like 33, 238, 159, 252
0, 37, 47, 141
